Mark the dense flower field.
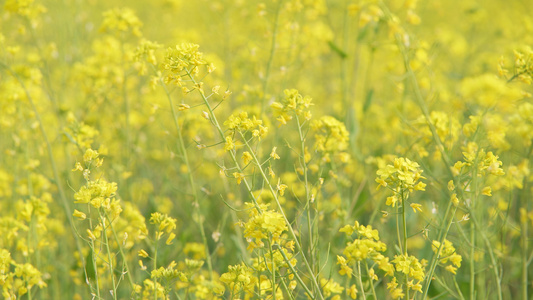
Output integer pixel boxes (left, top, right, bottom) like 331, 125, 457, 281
1, 0, 532, 299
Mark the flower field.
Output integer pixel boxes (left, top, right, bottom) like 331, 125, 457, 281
1, 0, 532, 299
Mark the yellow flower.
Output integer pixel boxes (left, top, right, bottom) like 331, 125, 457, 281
337, 255, 353, 278
87, 229, 96, 240
242, 151, 253, 165
270, 147, 280, 159
166, 232, 176, 245
386, 196, 398, 207
482, 186, 492, 196
178, 103, 190, 111
72, 209, 86, 220
220, 263, 257, 293
312, 116, 349, 153
445, 265, 458, 274
83, 148, 99, 163
138, 249, 149, 258
224, 136, 235, 152
410, 203, 423, 213
271, 89, 314, 125
451, 193, 459, 206
72, 162, 83, 172
277, 181, 288, 196
233, 172, 245, 185
100, 7, 143, 37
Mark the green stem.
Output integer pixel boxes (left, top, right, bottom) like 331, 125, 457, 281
159, 77, 214, 280
470, 220, 475, 300
401, 190, 408, 255
269, 240, 277, 300
279, 248, 316, 299
107, 212, 135, 289
340, 0, 350, 123
377, 4, 475, 299
364, 261, 377, 299
453, 276, 466, 300
422, 202, 456, 299
186, 69, 324, 299
261, 0, 283, 114
401, 190, 409, 300
91, 238, 101, 300
101, 215, 118, 300
522, 213, 528, 300
468, 211, 503, 300
153, 232, 159, 300
396, 205, 403, 255
185, 71, 323, 298
295, 115, 316, 278
357, 262, 366, 300
239, 131, 324, 299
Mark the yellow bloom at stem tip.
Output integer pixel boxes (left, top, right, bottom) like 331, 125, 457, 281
410, 203, 423, 213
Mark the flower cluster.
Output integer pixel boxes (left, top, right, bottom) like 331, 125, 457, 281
376, 157, 426, 207
149, 212, 177, 244
271, 89, 313, 124
338, 221, 394, 276
224, 111, 268, 140
163, 43, 211, 88
499, 46, 533, 84
376, 157, 426, 192
100, 7, 143, 37
320, 277, 344, 299
4, 0, 46, 19
252, 245, 297, 271
391, 254, 425, 292
455, 142, 505, 177
0, 249, 46, 299
431, 239, 462, 274
241, 202, 288, 250
133, 39, 162, 75
151, 261, 188, 282
311, 115, 350, 154
219, 263, 257, 294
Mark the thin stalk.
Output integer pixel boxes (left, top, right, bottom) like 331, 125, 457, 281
453, 276, 466, 300
340, 0, 351, 122
186, 70, 325, 299
396, 206, 403, 255
422, 201, 456, 299
522, 212, 528, 300
357, 262, 367, 300
121, 38, 131, 165
279, 249, 316, 299
91, 239, 101, 300
364, 261, 377, 299
27, 279, 33, 300
101, 216, 118, 300
468, 211, 503, 300
240, 131, 324, 299
401, 190, 409, 300
261, 0, 283, 114
377, 4, 477, 298
433, 276, 459, 298
295, 115, 316, 277
280, 277, 296, 300
159, 78, 214, 280
153, 232, 159, 300
470, 221, 475, 300
107, 212, 135, 289
401, 190, 408, 255
269, 240, 277, 300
